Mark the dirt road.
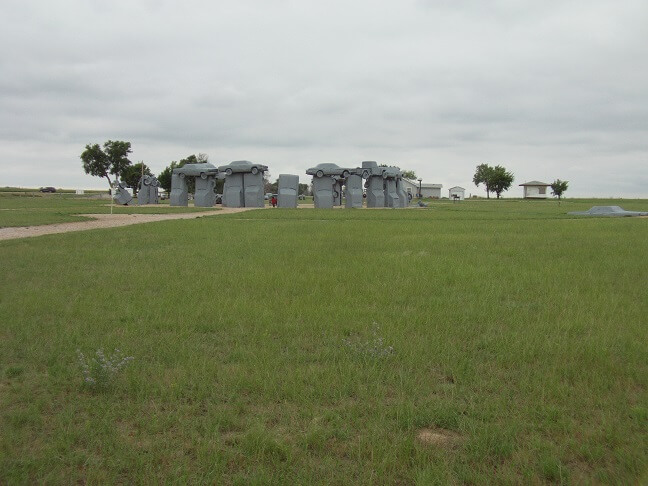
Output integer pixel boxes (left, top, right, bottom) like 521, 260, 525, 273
0, 208, 256, 241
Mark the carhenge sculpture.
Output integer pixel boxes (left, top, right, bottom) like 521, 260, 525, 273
218, 160, 268, 208
306, 163, 353, 209
307, 161, 409, 209
361, 161, 408, 208
278, 174, 299, 208
137, 175, 160, 205
170, 162, 220, 207
113, 181, 133, 205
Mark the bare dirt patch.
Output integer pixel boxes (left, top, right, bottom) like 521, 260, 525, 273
416, 428, 461, 447
0, 207, 256, 241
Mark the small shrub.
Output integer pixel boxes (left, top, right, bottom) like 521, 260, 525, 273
76, 348, 134, 389
5, 366, 24, 378
343, 323, 394, 358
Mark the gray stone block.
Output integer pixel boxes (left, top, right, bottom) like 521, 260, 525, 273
313, 176, 335, 209
345, 174, 363, 208
278, 174, 299, 208
170, 173, 188, 206
396, 177, 408, 208
385, 178, 399, 208
365, 176, 385, 208
223, 173, 244, 208
244, 172, 265, 208
194, 176, 217, 207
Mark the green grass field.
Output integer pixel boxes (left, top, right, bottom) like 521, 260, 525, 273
0, 193, 217, 227
1, 199, 647, 484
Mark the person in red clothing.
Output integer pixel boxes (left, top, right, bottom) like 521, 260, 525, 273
270, 195, 277, 207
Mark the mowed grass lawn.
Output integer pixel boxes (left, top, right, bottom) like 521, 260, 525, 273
1, 201, 647, 484
0, 193, 215, 228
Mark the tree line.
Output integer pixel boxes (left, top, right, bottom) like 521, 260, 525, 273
472, 163, 567, 199
80, 140, 567, 199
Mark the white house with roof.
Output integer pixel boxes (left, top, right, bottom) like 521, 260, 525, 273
400, 179, 443, 198
520, 181, 551, 199
448, 186, 465, 200
401, 178, 419, 198
421, 183, 442, 198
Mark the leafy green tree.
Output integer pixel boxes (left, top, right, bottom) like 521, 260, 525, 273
269, 179, 279, 194
80, 140, 132, 187
298, 183, 309, 195
550, 179, 569, 201
473, 163, 494, 198
263, 172, 273, 193
488, 165, 514, 199
121, 162, 151, 194
158, 162, 177, 194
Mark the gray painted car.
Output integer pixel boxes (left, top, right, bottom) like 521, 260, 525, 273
568, 206, 648, 217
306, 163, 352, 179
173, 162, 219, 180
218, 160, 268, 176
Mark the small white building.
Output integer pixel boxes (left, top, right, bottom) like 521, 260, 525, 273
395, 179, 443, 198
520, 181, 551, 199
421, 183, 442, 199
448, 186, 465, 200
401, 178, 418, 198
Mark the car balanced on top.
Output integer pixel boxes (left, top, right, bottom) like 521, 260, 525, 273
173, 162, 220, 180
218, 160, 268, 176
306, 163, 359, 179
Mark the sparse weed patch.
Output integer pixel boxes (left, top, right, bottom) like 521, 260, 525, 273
342, 323, 394, 358
76, 348, 134, 390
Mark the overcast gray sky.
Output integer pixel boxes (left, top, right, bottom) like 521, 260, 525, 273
1, 0, 647, 197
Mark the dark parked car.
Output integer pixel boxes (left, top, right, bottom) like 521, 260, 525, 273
39, 187, 56, 193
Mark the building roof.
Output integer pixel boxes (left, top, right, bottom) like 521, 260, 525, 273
402, 179, 442, 189
519, 181, 550, 186
449, 186, 465, 191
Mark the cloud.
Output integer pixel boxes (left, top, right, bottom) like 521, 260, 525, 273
0, 0, 647, 197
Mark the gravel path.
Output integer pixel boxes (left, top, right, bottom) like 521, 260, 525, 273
0, 208, 256, 241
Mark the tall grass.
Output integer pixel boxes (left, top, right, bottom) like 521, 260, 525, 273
0, 204, 646, 483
